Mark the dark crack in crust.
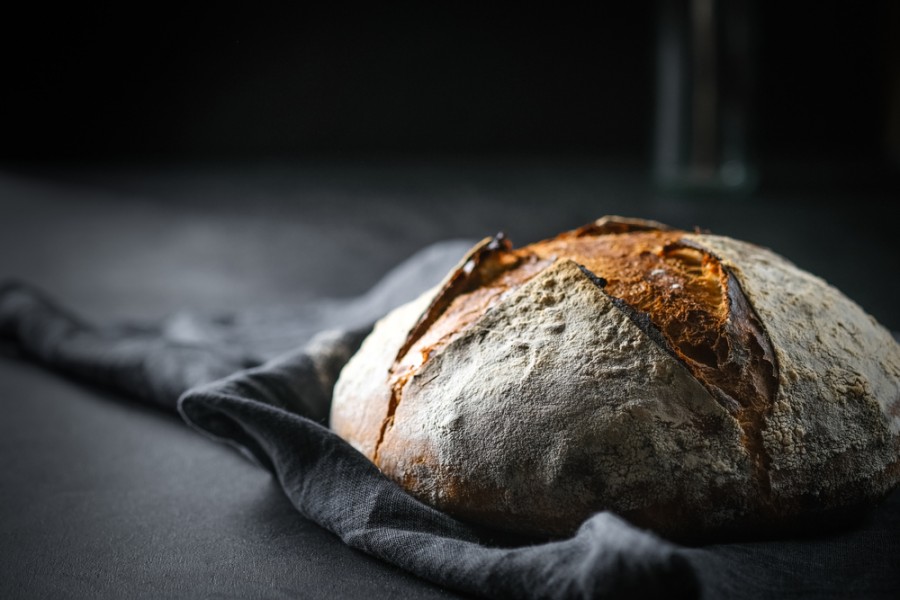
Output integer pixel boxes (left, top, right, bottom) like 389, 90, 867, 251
578, 262, 682, 366
576, 245, 780, 524
394, 234, 513, 364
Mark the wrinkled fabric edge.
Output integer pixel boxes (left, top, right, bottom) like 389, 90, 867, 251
178, 370, 700, 600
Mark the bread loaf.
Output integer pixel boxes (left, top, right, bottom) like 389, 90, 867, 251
330, 216, 900, 539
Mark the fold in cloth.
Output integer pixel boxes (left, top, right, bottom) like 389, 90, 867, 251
1, 242, 898, 599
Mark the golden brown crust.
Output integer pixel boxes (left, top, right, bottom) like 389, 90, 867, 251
378, 224, 779, 469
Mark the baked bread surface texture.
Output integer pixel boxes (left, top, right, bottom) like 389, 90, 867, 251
330, 217, 900, 538
686, 234, 900, 514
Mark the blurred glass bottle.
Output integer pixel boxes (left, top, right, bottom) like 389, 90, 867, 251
654, 0, 758, 194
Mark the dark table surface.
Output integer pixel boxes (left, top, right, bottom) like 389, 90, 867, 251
0, 160, 897, 598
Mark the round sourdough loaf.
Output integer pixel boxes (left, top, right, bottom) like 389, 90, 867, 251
330, 216, 900, 539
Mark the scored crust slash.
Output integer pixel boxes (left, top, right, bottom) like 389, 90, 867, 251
330, 216, 900, 540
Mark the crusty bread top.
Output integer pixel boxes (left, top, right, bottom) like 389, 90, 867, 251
376, 219, 779, 467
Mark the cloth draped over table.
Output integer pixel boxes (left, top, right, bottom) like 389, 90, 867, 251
1, 241, 897, 600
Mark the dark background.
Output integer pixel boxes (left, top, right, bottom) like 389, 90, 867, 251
3, 1, 898, 165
